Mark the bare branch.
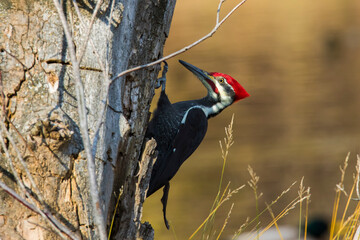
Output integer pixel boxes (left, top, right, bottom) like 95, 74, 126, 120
0, 100, 78, 239
72, 0, 107, 75
0, 118, 45, 204
77, 0, 104, 64
0, 181, 38, 214
52, 0, 107, 239
0, 130, 27, 197
91, 0, 116, 158
0, 181, 80, 240
216, 0, 226, 24
71, 0, 111, 158
71, 0, 115, 159
46, 0, 247, 238
218, 0, 246, 26
110, 0, 248, 83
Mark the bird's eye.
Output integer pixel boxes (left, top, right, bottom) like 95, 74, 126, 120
218, 78, 225, 84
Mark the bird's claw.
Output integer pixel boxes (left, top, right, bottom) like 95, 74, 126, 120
156, 61, 168, 91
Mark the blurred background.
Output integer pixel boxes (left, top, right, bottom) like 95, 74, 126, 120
142, 0, 360, 239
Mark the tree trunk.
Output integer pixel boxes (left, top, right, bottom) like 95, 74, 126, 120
0, 0, 176, 239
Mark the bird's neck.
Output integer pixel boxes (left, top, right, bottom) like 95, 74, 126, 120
192, 96, 232, 118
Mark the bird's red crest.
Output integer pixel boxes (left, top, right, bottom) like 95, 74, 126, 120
210, 72, 250, 102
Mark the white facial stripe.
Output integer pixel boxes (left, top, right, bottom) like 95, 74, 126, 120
213, 80, 233, 106
214, 80, 224, 95
209, 91, 218, 99
181, 78, 235, 122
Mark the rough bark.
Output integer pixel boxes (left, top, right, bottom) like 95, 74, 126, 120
0, 0, 175, 239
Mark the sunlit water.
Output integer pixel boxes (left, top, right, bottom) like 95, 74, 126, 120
142, 0, 360, 239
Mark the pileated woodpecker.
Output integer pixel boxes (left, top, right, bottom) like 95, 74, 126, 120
146, 60, 249, 229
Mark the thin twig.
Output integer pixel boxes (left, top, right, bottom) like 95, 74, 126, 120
105, 0, 116, 71
216, 0, 226, 24
0, 117, 63, 238
90, 0, 116, 159
6, 118, 41, 163
0, 131, 28, 197
77, 0, 104, 64
0, 114, 44, 204
52, 0, 247, 239
0, 181, 80, 240
52, 0, 107, 239
72, 0, 107, 75
71, 0, 111, 159
0, 98, 77, 240
110, 0, 248, 83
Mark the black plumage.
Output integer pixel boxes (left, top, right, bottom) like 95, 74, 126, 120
145, 60, 250, 229
146, 93, 209, 196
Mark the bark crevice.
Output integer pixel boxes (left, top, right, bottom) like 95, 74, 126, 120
0, 0, 176, 239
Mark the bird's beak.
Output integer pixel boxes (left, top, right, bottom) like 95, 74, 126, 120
179, 60, 218, 96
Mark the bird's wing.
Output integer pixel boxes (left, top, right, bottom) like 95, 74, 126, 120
171, 107, 208, 169
148, 107, 208, 195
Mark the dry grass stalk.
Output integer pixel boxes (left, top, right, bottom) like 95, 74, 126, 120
330, 153, 351, 239
330, 154, 360, 240
201, 115, 237, 240
188, 185, 245, 240
355, 155, 360, 200
253, 181, 310, 240
247, 165, 262, 239
303, 187, 310, 240
232, 181, 297, 240
108, 187, 123, 240
231, 155, 360, 240
255, 195, 310, 240
298, 177, 306, 240
216, 203, 235, 240
265, 203, 284, 240
247, 165, 260, 193
232, 218, 250, 240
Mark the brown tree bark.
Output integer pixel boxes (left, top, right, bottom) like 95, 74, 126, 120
0, 0, 176, 239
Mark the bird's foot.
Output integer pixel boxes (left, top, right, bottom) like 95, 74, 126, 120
155, 61, 168, 91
